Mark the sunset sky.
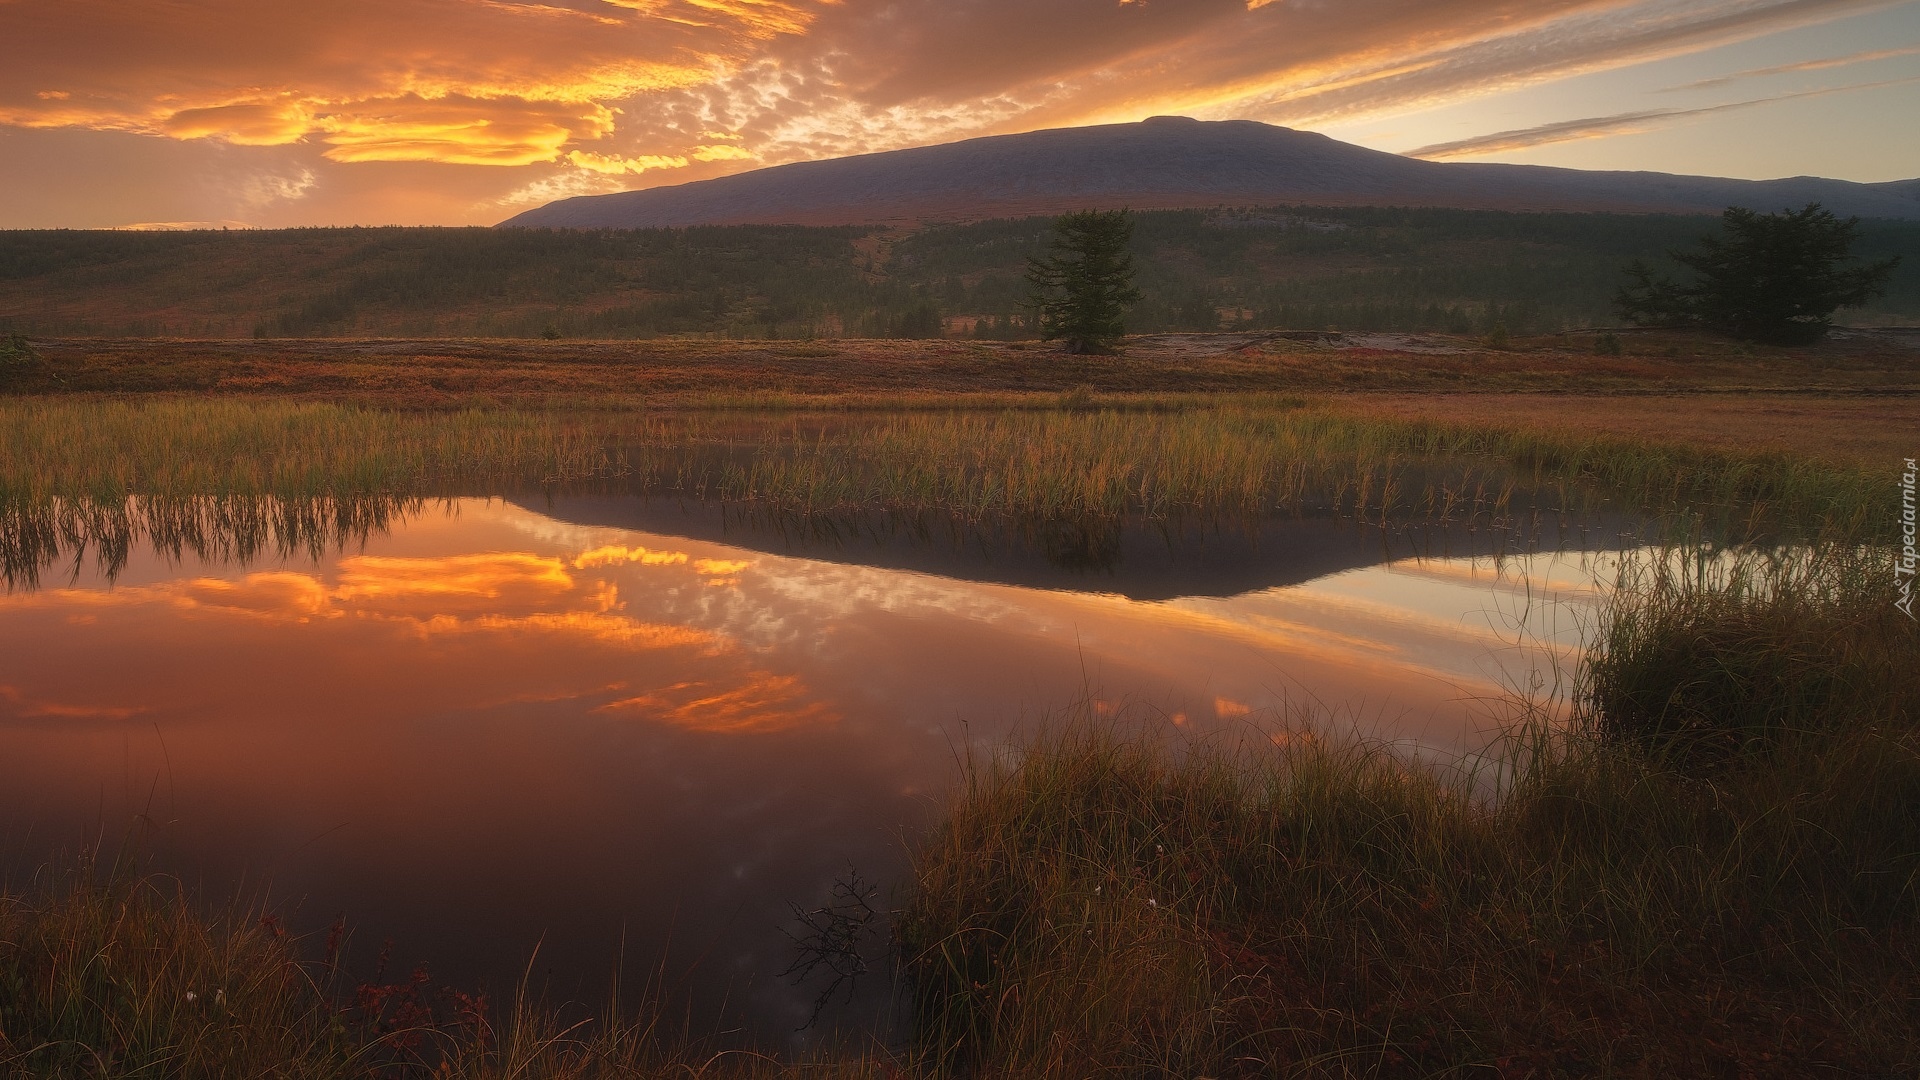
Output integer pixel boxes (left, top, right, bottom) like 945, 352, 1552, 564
1, 0, 1916, 229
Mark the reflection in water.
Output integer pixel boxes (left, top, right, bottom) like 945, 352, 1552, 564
0, 496, 1628, 1047
0, 493, 424, 590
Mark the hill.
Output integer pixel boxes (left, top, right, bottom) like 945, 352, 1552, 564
499, 117, 1920, 229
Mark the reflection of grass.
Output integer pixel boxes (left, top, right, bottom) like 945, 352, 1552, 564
0, 493, 425, 589
0, 397, 1888, 539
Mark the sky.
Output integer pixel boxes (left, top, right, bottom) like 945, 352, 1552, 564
1, 0, 1916, 228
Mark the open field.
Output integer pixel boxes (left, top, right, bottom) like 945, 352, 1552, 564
3, 328, 1919, 403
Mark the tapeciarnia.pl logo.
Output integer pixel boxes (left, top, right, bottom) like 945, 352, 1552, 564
1900, 457, 1917, 620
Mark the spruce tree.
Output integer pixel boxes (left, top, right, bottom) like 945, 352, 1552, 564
1616, 203, 1899, 344
1026, 210, 1143, 354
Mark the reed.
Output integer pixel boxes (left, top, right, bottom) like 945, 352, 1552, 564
1, 398, 1884, 544
1578, 542, 1917, 764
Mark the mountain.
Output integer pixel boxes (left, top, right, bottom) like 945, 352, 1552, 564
498, 116, 1920, 228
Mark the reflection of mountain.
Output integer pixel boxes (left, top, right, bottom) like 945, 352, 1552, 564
501, 117, 1920, 228
513, 496, 1646, 601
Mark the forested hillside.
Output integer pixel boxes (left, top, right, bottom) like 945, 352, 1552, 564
4, 207, 1915, 339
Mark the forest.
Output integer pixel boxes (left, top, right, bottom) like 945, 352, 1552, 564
2, 206, 1915, 339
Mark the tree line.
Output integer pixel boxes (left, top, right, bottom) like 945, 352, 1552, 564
0, 207, 1912, 339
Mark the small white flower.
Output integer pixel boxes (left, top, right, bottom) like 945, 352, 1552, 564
1147, 898, 1158, 907
185, 991, 196, 1003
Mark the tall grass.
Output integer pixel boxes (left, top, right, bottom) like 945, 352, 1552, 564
1579, 542, 1917, 764
899, 695, 1919, 1076
0, 397, 1883, 535
890, 532, 1918, 1076
0, 860, 892, 1078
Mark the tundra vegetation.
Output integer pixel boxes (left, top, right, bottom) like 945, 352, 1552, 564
1, 388, 1913, 1077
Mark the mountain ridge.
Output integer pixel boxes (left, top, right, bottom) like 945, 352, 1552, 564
499, 117, 1920, 228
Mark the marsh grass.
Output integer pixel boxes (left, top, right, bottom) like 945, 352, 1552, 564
1579, 542, 1918, 765
0, 396, 1883, 541
899, 691, 1919, 1077
0, 859, 894, 1079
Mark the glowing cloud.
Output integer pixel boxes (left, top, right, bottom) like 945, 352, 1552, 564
0, 0, 1911, 223
1664, 42, 1920, 90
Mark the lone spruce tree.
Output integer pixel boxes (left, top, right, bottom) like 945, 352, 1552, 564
1615, 203, 1899, 345
1026, 209, 1142, 354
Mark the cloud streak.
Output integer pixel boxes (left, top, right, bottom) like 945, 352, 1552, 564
1403, 73, 1920, 158
1663, 42, 1920, 90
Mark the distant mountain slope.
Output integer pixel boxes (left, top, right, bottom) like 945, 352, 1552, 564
499, 117, 1920, 228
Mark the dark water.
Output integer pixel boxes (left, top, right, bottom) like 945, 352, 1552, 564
0, 496, 1639, 1046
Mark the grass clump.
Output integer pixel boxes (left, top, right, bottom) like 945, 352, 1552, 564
1580, 543, 1917, 765
899, 703, 1919, 1077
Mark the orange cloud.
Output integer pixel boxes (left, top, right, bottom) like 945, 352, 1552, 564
690, 143, 756, 161
0, 0, 1901, 224
0, 0, 821, 167
566, 151, 692, 174
315, 95, 618, 166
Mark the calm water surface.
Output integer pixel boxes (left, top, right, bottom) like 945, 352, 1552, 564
0, 496, 1637, 1044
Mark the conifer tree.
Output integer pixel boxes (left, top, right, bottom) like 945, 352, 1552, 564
1616, 203, 1898, 344
1025, 210, 1143, 353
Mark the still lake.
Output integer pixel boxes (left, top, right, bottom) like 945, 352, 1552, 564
0, 495, 1638, 1044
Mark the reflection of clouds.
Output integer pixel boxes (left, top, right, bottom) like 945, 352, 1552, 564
596, 671, 837, 733
693, 558, 752, 576
0, 684, 145, 721
0, 498, 1609, 749
574, 545, 690, 569
336, 553, 575, 599
491, 502, 1600, 711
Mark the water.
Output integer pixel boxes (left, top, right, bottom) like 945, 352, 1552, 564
0, 495, 1640, 1046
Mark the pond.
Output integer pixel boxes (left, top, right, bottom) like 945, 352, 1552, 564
0, 494, 1643, 1046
